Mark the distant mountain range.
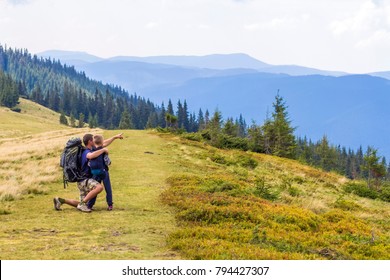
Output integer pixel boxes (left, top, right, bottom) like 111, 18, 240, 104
38, 50, 390, 159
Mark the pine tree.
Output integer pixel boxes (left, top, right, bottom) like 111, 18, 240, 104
119, 108, 133, 129
59, 111, 68, 126
267, 94, 296, 158
177, 100, 184, 129
223, 118, 237, 136
209, 110, 223, 146
70, 113, 76, 127
205, 110, 210, 128
159, 102, 167, 128
198, 109, 205, 131
167, 99, 174, 115
78, 113, 85, 128
362, 147, 386, 189
183, 100, 190, 131
248, 121, 263, 153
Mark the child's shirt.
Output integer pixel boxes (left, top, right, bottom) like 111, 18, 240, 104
89, 146, 111, 175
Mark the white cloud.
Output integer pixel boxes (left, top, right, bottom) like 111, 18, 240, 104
355, 29, 390, 49
330, 0, 390, 36
244, 16, 308, 31
0, 0, 389, 73
5, 0, 32, 5
145, 22, 159, 29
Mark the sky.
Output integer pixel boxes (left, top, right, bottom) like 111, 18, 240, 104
1, 0, 390, 73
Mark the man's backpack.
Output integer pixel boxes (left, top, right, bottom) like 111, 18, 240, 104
60, 137, 87, 188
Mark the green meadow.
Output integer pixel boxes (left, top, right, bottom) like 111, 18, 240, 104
0, 99, 389, 259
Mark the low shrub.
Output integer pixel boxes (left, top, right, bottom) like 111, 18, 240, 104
344, 182, 379, 199
380, 186, 390, 202
182, 132, 203, 142
11, 107, 21, 113
236, 155, 258, 169
334, 198, 361, 211
253, 177, 279, 201
288, 186, 302, 197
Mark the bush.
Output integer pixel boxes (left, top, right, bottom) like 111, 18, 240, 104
237, 155, 258, 169
216, 134, 249, 151
334, 198, 361, 211
201, 130, 211, 140
344, 182, 379, 199
253, 177, 279, 201
11, 107, 21, 113
380, 185, 390, 202
182, 132, 203, 142
288, 186, 301, 197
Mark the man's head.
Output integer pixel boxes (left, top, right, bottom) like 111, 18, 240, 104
93, 135, 104, 147
83, 134, 94, 147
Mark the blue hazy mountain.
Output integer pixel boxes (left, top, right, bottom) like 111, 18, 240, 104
38, 50, 103, 66
38, 50, 347, 77
37, 50, 390, 158
369, 71, 390, 80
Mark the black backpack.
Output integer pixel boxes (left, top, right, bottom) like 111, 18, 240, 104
60, 137, 87, 188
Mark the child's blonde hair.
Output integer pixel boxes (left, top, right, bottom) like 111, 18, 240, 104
93, 135, 104, 146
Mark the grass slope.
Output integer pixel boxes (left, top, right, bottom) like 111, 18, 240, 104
0, 101, 389, 259
0, 98, 64, 138
160, 136, 390, 259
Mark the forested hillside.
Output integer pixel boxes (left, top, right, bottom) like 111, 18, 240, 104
0, 45, 163, 129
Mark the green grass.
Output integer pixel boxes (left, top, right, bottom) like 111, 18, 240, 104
0, 129, 181, 259
1, 101, 390, 260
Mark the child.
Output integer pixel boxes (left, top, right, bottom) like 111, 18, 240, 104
87, 135, 114, 211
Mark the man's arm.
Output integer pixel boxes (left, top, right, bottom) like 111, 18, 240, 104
86, 148, 108, 160
103, 133, 123, 147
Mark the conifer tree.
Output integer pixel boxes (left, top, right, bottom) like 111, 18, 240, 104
362, 147, 386, 189
78, 113, 85, 128
209, 110, 223, 146
59, 111, 68, 126
167, 99, 174, 115
70, 113, 76, 127
119, 108, 133, 129
248, 121, 263, 153
198, 109, 205, 131
159, 102, 167, 128
268, 94, 296, 158
223, 117, 237, 136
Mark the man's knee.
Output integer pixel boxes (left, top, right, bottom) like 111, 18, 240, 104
96, 184, 104, 193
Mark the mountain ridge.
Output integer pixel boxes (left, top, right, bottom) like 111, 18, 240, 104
37, 50, 348, 76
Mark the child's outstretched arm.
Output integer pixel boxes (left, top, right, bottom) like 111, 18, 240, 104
103, 133, 123, 147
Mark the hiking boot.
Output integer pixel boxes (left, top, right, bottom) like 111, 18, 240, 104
107, 205, 113, 211
53, 197, 62, 211
77, 202, 92, 212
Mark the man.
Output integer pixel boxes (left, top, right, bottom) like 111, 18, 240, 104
53, 133, 123, 212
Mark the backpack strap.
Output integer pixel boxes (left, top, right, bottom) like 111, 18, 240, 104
63, 173, 68, 189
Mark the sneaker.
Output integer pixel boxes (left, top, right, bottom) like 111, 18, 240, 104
53, 197, 62, 211
77, 202, 92, 212
107, 205, 113, 211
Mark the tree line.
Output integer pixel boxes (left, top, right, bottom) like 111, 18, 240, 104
180, 94, 390, 190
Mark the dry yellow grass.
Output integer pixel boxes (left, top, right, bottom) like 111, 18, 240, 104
0, 128, 102, 200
